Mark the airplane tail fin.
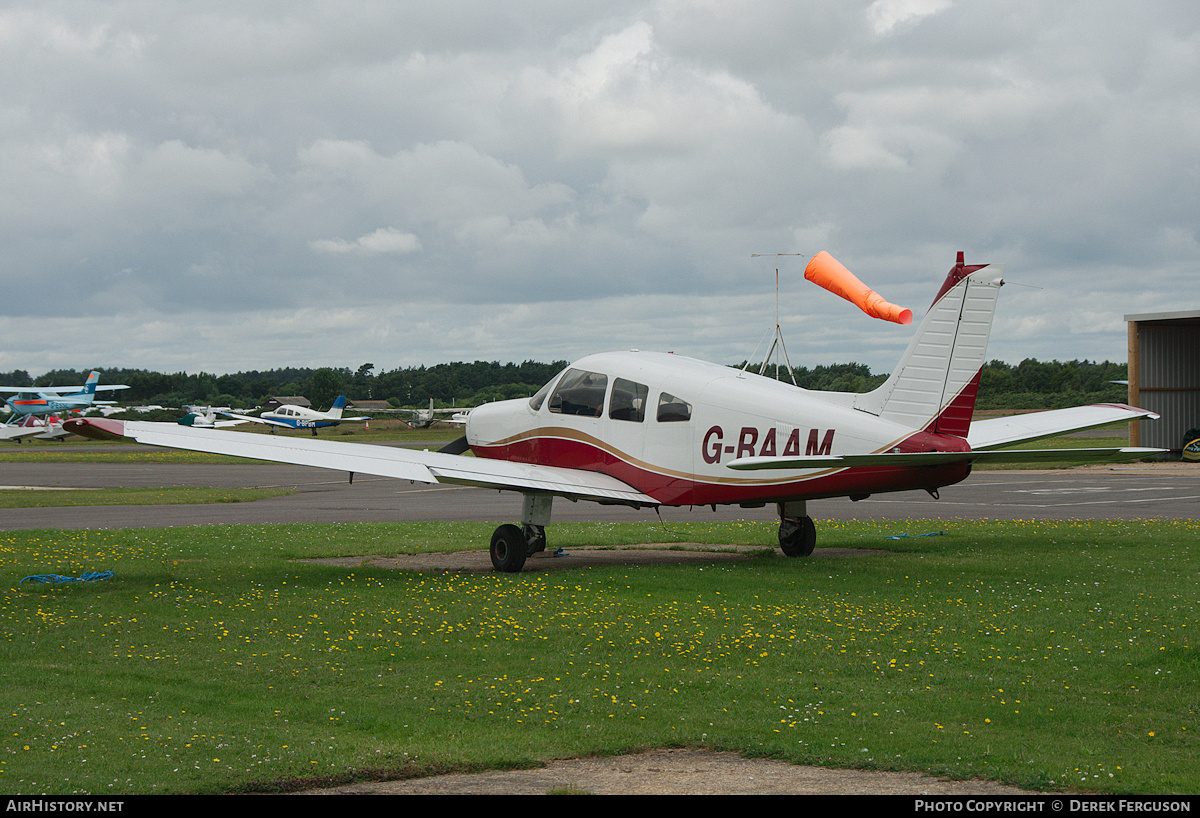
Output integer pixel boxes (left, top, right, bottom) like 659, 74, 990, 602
328, 396, 347, 419
853, 253, 1004, 438
79, 371, 100, 396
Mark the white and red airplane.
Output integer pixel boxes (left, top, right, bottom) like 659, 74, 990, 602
67, 252, 1162, 571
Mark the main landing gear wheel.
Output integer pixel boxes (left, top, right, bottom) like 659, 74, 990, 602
778, 515, 816, 557
490, 524, 528, 573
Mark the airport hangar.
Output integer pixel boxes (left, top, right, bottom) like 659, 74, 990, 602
1126, 309, 1200, 451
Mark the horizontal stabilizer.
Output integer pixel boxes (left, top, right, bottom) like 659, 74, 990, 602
967, 404, 1160, 450
727, 446, 1165, 471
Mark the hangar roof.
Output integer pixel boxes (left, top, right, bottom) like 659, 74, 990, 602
1124, 310, 1200, 322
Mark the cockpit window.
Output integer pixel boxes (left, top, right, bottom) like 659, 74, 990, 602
656, 392, 692, 422
548, 369, 608, 417
609, 378, 648, 422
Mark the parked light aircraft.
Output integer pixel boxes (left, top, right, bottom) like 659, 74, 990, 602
176, 410, 248, 429
0, 415, 73, 442
67, 252, 1163, 572
222, 396, 370, 435
408, 399, 470, 428
1, 371, 129, 419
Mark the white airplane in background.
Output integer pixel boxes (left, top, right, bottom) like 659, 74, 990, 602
222, 395, 370, 435
0, 415, 73, 442
68, 252, 1163, 572
175, 409, 248, 429
408, 399, 470, 428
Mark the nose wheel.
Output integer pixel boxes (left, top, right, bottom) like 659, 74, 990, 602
777, 501, 816, 556
778, 515, 816, 556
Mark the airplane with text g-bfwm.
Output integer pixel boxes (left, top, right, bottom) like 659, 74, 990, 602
221, 395, 370, 435
1, 371, 129, 420
68, 252, 1164, 572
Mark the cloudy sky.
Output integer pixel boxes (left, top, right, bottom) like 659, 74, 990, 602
2, 0, 1197, 379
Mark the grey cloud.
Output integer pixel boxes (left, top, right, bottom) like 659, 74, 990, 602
0, 0, 1196, 377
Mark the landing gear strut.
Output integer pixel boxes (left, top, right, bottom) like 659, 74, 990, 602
489, 494, 552, 573
777, 500, 816, 557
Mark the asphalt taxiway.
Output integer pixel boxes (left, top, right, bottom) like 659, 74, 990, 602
1, 445, 1196, 531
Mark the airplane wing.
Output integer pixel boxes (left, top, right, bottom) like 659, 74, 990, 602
727, 446, 1165, 471
965, 403, 1159, 450
0, 385, 130, 394
64, 419, 659, 506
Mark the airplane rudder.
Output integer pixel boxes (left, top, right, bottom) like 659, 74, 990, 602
858, 254, 1000, 432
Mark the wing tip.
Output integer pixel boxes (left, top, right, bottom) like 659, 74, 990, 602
63, 418, 127, 440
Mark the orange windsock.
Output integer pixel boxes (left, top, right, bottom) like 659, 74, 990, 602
804, 251, 913, 325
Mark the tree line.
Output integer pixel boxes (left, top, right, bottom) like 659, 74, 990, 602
0, 360, 568, 412
0, 357, 1128, 412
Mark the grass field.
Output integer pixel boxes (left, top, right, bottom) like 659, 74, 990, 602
2, 518, 1197, 795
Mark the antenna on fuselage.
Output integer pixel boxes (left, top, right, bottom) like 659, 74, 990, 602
749, 254, 801, 386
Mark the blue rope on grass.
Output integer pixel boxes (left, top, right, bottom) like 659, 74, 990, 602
883, 532, 944, 540
19, 571, 114, 585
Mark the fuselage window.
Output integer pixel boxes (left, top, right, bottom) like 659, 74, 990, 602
609, 378, 648, 422
549, 369, 608, 417
656, 392, 692, 422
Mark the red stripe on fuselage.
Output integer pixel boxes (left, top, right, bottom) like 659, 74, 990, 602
472, 432, 972, 507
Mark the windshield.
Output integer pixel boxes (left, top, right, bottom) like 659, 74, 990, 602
528, 369, 565, 411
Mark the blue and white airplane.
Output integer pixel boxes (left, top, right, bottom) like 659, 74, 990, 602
223, 396, 370, 435
0, 371, 129, 420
